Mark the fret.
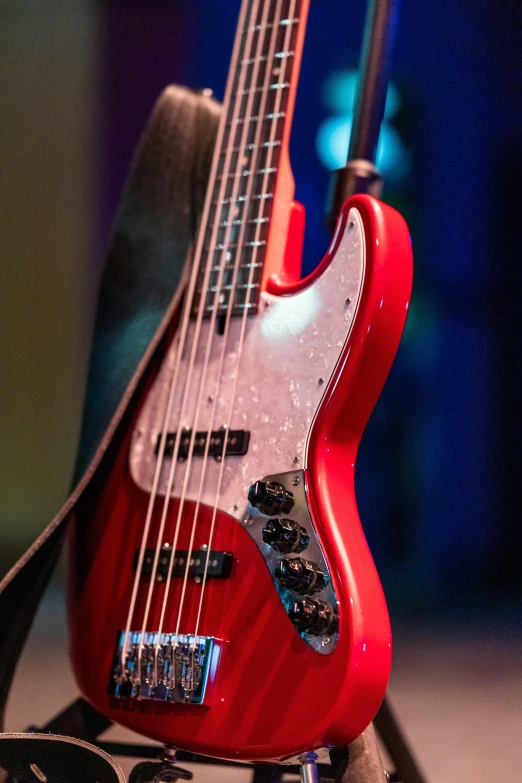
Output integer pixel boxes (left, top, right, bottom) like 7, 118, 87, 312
209, 283, 260, 292
228, 111, 286, 125
238, 83, 290, 96
216, 167, 277, 180
191, 0, 308, 321
197, 265, 264, 284
251, 18, 301, 31
211, 193, 274, 206
208, 261, 263, 272
202, 302, 257, 313
241, 50, 294, 65
219, 141, 282, 155
204, 240, 267, 252
219, 217, 269, 227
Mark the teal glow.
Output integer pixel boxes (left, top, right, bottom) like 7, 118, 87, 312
322, 70, 358, 114
316, 69, 409, 183
322, 69, 401, 119
315, 115, 410, 183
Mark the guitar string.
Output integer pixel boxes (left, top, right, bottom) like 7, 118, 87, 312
120, 0, 256, 680
150, 0, 271, 675
135, 0, 259, 680
167, 0, 276, 652
134, 0, 264, 685
167, 0, 287, 667
191, 0, 300, 664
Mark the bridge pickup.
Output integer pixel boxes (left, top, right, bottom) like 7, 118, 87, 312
155, 428, 250, 461
133, 548, 233, 581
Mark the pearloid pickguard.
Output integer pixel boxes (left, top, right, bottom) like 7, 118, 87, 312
129, 208, 365, 518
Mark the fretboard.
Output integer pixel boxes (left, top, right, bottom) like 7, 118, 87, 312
191, 0, 308, 320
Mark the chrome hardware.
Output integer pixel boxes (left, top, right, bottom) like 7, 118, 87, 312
248, 479, 294, 515
298, 752, 320, 783
241, 470, 339, 654
275, 557, 328, 595
111, 632, 214, 704
262, 518, 309, 554
290, 597, 339, 637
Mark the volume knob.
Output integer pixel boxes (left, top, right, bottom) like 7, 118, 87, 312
289, 597, 339, 636
262, 518, 309, 554
248, 480, 294, 516
275, 557, 328, 595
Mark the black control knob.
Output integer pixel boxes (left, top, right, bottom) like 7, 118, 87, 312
248, 480, 294, 516
275, 557, 329, 595
262, 518, 309, 554
289, 597, 338, 636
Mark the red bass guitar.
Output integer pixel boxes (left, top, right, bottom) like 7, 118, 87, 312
68, 0, 413, 763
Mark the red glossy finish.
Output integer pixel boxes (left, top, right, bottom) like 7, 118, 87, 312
68, 194, 412, 762
280, 200, 306, 283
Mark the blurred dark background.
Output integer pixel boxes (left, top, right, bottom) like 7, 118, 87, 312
1, 0, 521, 617
2, 2, 522, 779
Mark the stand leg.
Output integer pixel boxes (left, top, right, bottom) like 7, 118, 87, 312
331, 724, 387, 783
299, 752, 320, 783
30, 695, 429, 783
252, 764, 283, 783
373, 697, 427, 783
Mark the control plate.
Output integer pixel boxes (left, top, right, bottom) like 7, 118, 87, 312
241, 469, 338, 654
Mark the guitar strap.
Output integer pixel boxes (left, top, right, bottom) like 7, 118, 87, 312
0, 85, 220, 779
0, 734, 125, 783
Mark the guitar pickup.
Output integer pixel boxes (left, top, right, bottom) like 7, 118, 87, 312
155, 428, 250, 460
133, 548, 234, 581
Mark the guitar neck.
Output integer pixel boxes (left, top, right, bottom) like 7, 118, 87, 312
192, 0, 310, 319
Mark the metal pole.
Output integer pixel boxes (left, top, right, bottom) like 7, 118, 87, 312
325, 0, 400, 230
348, 0, 399, 164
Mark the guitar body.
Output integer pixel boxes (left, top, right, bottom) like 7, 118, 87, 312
69, 192, 412, 761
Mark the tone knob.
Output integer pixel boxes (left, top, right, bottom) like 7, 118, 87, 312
275, 557, 328, 595
289, 597, 338, 636
248, 480, 294, 516
262, 518, 309, 554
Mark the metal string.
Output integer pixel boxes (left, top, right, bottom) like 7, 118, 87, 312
191, 0, 299, 658
137, 0, 265, 684
167, 0, 287, 660
121, 0, 256, 678
168, 0, 275, 648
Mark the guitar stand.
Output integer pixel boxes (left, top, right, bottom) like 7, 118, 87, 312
28, 694, 427, 783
